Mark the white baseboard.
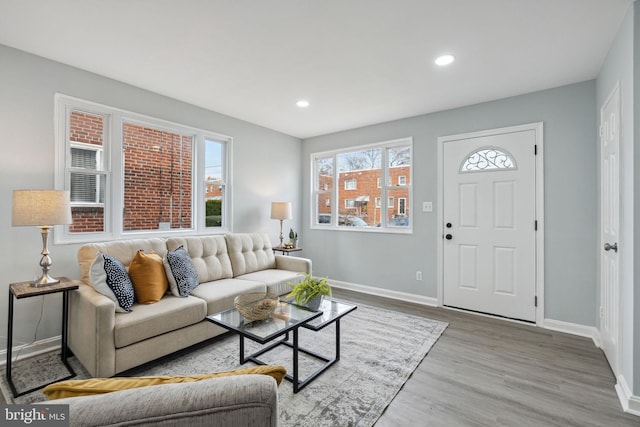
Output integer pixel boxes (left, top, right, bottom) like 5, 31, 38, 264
542, 318, 600, 347
0, 336, 61, 368
329, 279, 439, 307
616, 374, 640, 416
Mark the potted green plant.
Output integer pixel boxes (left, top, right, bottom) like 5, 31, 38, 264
286, 273, 331, 310
288, 227, 298, 248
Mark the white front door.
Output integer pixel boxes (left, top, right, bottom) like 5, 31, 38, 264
600, 83, 620, 376
442, 126, 538, 322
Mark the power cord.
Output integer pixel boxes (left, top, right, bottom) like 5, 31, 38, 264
11, 295, 46, 363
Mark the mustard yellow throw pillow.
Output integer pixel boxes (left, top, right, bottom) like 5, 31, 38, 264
128, 250, 168, 304
43, 365, 287, 400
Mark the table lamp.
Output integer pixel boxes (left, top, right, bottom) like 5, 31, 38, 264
12, 190, 73, 287
271, 202, 292, 247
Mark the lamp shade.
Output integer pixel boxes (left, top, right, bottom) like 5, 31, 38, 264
12, 190, 73, 226
270, 202, 292, 220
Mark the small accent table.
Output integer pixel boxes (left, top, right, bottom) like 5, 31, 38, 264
272, 246, 302, 256
6, 278, 78, 397
207, 297, 356, 393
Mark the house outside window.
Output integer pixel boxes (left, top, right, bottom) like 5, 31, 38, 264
56, 95, 232, 242
311, 137, 412, 231
398, 175, 406, 186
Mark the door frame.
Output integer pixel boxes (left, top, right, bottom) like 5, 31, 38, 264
437, 122, 545, 326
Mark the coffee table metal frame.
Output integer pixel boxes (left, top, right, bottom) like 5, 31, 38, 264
207, 298, 357, 393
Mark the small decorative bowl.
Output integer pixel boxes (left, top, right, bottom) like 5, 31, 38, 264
234, 292, 279, 321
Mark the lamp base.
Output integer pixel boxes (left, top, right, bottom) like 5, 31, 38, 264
32, 273, 60, 287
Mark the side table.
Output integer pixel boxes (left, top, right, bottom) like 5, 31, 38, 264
6, 277, 78, 397
272, 246, 302, 256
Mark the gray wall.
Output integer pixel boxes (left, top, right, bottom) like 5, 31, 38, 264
302, 81, 597, 326
0, 44, 302, 351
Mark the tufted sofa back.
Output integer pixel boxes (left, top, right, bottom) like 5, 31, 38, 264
225, 233, 276, 277
77, 238, 168, 287
166, 236, 233, 283
77, 233, 278, 286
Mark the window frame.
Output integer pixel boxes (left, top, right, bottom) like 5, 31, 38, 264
310, 137, 412, 233
54, 94, 233, 243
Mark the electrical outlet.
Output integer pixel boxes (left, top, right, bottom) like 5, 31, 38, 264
600, 306, 605, 319
422, 201, 433, 212
416, 271, 422, 281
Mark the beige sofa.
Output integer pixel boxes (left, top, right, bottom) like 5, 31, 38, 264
68, 233, 311, 377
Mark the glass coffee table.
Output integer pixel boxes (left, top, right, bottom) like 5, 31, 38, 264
207, 297, 357, 393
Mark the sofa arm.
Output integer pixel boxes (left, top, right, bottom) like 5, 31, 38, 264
43, 375, 278, 427
68, 282, 117, 378
274, 255, 311, 274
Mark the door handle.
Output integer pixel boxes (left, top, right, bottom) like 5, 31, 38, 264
445, 234, 453, 240
604, 242, 618, 253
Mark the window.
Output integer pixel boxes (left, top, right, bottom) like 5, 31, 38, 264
398, 198, 406, 215
205, 139, 226, 228
56, 95, 232, 242
311, 137, 412, 231
314, 157, 333, 225
344, 179, 357, 190
122, 122, 194, 232
461, 147, 516, 172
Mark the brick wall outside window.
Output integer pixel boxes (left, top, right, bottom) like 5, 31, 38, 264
122, 123, 192, 231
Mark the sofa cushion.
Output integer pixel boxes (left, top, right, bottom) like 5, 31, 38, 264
166, 236, 233, 283
114, 295, 206, 348
90, 253, 135, 312
43, 365, 287, 400
236, 269, 305, 296
164, 246, 200, 297
79, 238, 167, 287
225, 233, 276, 277
128, 250, 168, 304
190, 279, 266, 315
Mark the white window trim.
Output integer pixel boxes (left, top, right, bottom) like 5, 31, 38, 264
310, 137, 412, 233
398, 175, 407, 185
54, 94, 233, 244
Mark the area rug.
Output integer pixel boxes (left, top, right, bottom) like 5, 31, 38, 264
1, 301, 447, 427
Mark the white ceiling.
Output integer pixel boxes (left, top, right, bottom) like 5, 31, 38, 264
0, 0, 632, 138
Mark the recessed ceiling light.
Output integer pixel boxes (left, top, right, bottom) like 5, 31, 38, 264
435, 54, 455, 66
296, 100, 310, 108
